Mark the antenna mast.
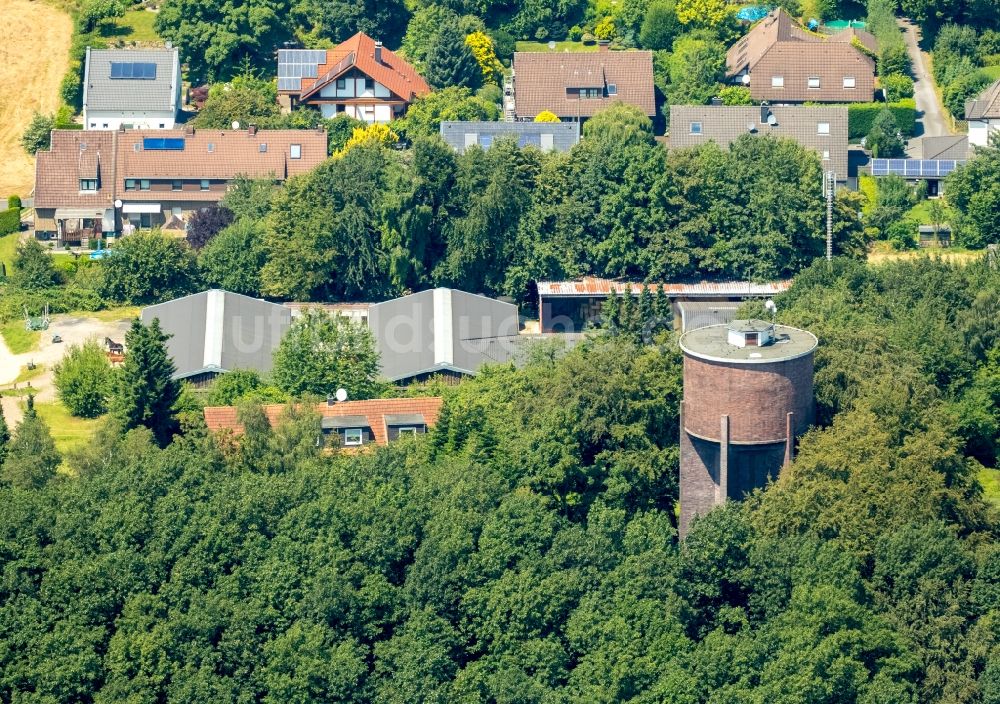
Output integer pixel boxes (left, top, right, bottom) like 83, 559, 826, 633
825, 171, 835, 262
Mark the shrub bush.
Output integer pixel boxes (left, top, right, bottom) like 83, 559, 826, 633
848, 99, 916, 139
0, 208, 21, 236
7, 196, 21, 210
943, 71, 993, 118
881, 73, 914, 102
54, 338, 112, 418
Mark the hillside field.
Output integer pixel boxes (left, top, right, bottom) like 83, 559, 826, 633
0, 0, 72, 200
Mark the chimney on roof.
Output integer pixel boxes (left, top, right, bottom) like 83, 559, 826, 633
185, 125, 195, 136
711, 96, 722, 106
760, 101, 770, 124
248, 124, 257, 136
598, 39, 610, 52
375, 40, 383, 64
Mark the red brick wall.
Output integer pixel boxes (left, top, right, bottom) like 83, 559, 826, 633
682, 353, 814, 444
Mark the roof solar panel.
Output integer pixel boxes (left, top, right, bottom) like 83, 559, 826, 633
871, 159, 966, 178
143, 137, 185, 151
110, 62, 157, 80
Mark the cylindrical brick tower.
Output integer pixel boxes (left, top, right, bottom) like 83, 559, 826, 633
678, 320, 817, 538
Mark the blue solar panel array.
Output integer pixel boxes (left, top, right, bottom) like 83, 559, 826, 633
143, 137, 185, 151
870, 159, 965, 178
110, 62, 157, 80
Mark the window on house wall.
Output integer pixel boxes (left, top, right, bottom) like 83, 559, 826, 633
771, 75, 784, 88
690, 122, 702, 134
290, 144, 301, 159
344, 428, 363, 446
102, 123, 108, 129
125, 179, 137, 190
79, 179, 97, 191
396, 427, 418, 438
89, 122, 96, 128
808, 76, 821, 88
139, 179, 150, 191
336, 78, 346, 90
817, 122, 830, 134
843, 76, 856, 88
200, 179, 210, 191
159, 123, 165, 129
172, 180, 182, 191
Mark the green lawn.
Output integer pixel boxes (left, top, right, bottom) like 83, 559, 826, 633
100, 9, 161, 43
515, 40, 598, 52
0, 232, 18, 274
980, 467, 1000, 508
981, 65, 1000, 80
33, 401, 105, 458
1, 321, 40, 354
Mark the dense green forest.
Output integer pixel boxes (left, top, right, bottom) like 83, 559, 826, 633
1, 256, 998, 702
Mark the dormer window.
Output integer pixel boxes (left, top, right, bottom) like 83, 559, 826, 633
343, 428, 363, 446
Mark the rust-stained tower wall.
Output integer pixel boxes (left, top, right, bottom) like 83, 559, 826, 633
679, 321, 816, 538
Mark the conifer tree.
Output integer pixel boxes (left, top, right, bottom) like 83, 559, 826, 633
1, 395, 60, 489
638, 285, 654, 337
424, 20, 482, 90
601, 291, 620, 333
620, 288, 638, 338
0, 402, 10, 467
110, 318, 181, 447
653, 284, 672, 330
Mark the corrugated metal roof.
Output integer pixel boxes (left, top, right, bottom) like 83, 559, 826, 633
536, 277, 791, 297
676, 301, 741, 332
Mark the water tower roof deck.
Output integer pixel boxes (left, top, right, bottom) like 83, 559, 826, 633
680, 322, 817, 364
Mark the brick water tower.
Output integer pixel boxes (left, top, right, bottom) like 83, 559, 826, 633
678, 319, 817, 537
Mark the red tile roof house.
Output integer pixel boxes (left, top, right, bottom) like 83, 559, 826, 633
512, 46, 656, 121
277, 32, 430, 123
727, 8, 877, 103
204, 397, 444, 451
33, 126, 327, 246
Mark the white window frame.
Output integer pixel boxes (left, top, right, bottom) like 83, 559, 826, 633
607, 83, 617, 96
808, 76, 821, 89
343, 428, 363, 446
817, 122, 830, 135
690, 121, 702, 134
771, 75, 784, 88
290, 144, 302, 159
822, 150, 830, 160
843, 76, 856, 88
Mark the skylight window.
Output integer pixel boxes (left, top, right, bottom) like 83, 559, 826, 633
110, 62, 157, 80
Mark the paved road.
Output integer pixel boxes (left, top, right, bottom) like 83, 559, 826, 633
898, 18, 950, 140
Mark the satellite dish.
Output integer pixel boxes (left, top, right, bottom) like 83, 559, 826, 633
741, 74, 751, 85
231, 121, 240, 130
547, 40, 556, 50
747, 122, 757, 133
766, 114, 777, 126
765, 299, 777, 314
114, 199, 123, 208
335, 388, 348, 402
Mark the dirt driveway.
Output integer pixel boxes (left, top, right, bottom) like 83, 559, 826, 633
0, 313, 134, 425
0, 0, 73, 200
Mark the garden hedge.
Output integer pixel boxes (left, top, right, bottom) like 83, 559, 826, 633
847, 99, 917, 139
0, 207, 21, 236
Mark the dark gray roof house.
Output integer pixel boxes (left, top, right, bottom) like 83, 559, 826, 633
83, 47, 182, 130
367, 288, 521, 382
966, 78, 1000, 148
140, 290, 292, 384
669, 104, 849, 181
917, 135, 970, 160
440, 121, 580, 153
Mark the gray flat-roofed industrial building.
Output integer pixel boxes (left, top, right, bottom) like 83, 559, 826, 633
141, 289, 292, 384
367, 288, 521, 382
440, 121, 580, 153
